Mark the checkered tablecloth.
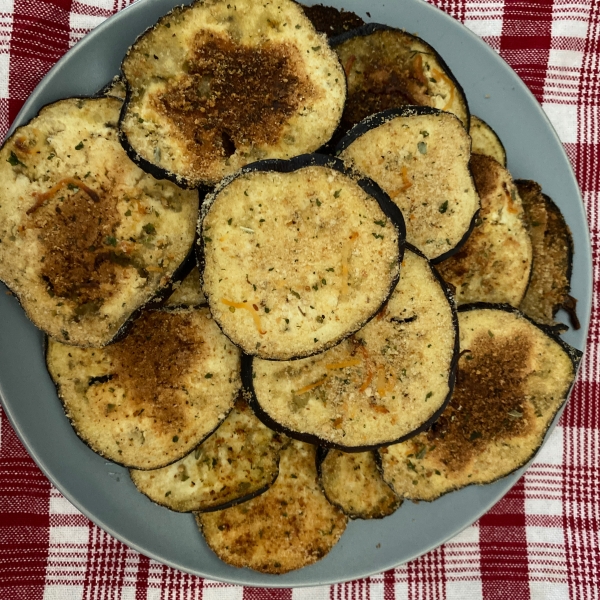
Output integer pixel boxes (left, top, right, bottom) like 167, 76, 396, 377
1, 0, 598, 597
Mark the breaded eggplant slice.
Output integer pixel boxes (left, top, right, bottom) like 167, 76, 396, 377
302, 4, 365, 38
436, 154, 532, 306
46, 307, 240, 469
164, 267, 205, 308
197, 439, 347, 574
332, 24, 469, 136
470, 115, 506, 167
98, 76, 127, 100
338, 107, 480, 262
318, 448, 401, 519
0, 97, 198, 347
246, 247, 457, 450
200, 155, 405, 360
516, 180, 577, 329
379, 304, 582, 501
130, 398, 284, 512
120, 0, 346, 188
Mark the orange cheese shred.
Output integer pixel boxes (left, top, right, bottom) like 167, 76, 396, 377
432, 68, 455, 111
295, 377, 328, 395
325, 359, 362, 370
221, 298, 266, 335
27, 177, 99, 215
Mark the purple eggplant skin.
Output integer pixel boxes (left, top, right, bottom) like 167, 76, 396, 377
334, 106, 480, 264
240, 244, 460, 452
196, 153, 407, 359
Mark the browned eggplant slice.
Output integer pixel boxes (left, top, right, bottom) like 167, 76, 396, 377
318, 448, 401, 519
338, 107, 480, 262
120, 0, 346, 188
379, 304, 582, 501
331, 24, 469, 137
470, 115, 506, 167
0, 97, 198, 347
197, 439, 347, 574
517, 180, 577, 329
246, 247, 458, 450
302, 4, 365, 38
130, 398, 284, 512
164, 266, 205, 308
46, 307, 241, 469
436, 154, 532, 306
200, 155, 405, 360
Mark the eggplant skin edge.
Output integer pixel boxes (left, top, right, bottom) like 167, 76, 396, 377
197, 153, 407, 361
376, 302, 583, 502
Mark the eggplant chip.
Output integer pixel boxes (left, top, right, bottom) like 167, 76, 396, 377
436, 154, 532, 306
319, 449, 401, 519
197, 440, 347, 574
246, 248, 457, 450
200, 156, 404, 360
302, 4, 365, 38
47, 307, 240, 470
98, 76, 127, 100
0, 97, 198, 347
164, 267, 205, 308
338, 107, 480, 262
517, 180, 576, 329
332, 24, 469, 136
379, 305, 582, 501
470, 115, 506, 167
120, 0, 346, 187
130, 398, 284, 512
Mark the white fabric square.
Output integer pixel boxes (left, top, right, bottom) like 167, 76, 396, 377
551, 19, 589, 39
0, 0, 14, 13
70, 13, 106, 35
50, 494, 83, 515
367, 581, 385, 600
464, 19, 503, 38
549, 49, 583, 68
119, 588, 136, 600
49, 526, 89, 545
532, 426, 564, 465
146, 590, 162, 600
73, 0, 113, 9
525, 498, 563, 516
202, 585, 244, 600
394, 581, 409, 599
530, 581, 570, 600
446, 580, 483, 600
541, 103, 578, 144
292, 586, 331, 600
43, 585, 84, 600
0, 53, 9, 99
526, 526, 565, 545
448, 523, 479, 544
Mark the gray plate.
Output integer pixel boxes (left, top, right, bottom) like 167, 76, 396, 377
0, 0, 592, 588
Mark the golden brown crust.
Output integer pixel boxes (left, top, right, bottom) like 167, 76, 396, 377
197, 440, 347, 574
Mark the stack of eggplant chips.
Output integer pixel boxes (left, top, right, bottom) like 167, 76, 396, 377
0, 96, 199, 347
119, 0, 346, 188
379, 305, 582, 501
337, 106, 480, 262
436, 154, 533, 306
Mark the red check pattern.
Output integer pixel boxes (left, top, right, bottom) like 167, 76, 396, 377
1, 0, 599, 597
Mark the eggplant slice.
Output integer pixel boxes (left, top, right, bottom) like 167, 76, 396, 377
319, 449, 401, 519
470, 115, 506, 167
246, 247, 457, 450
46, 307, 241, 470
302, 3, 365, 38
436, 154, 532, 306
517, 180, 577, 330
338, 107, 480, 262
332, 24, 469, 137
0, 97, 198, 347
130, 398, 284, 512
120, 0, 346, 188
200, 155, 405, 360
197, 439, 347, 574
164, 266, 205, 308
379, 304, 582, 501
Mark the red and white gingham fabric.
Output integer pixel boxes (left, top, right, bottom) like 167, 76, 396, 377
1, 0, 598, 598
